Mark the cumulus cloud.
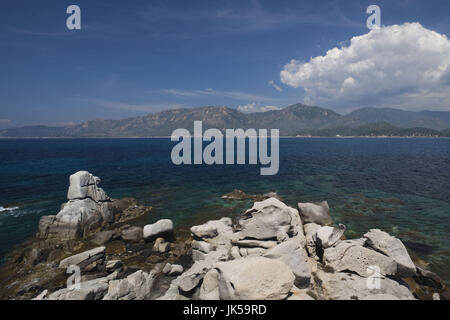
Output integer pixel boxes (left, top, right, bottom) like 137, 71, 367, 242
268, 80, 282, 92
237, 103, 281, 113
280, 23, 450, 111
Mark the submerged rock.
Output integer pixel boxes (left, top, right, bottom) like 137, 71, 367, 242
414, 266, 444, 289
221, 189, 281, 201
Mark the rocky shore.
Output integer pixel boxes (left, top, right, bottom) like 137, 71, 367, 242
0, 171, 447, 300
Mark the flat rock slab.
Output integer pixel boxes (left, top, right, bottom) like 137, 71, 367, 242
315, 270, 415, 300
323, 240, 397, 277
59, 246, 106, 269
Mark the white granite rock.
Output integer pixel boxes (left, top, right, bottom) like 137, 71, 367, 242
364, 229, 416, 277
297, 201, 332, 226
143, 219, 174, 241
215, 256, 295, 300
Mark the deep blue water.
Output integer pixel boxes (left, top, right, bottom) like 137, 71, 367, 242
0, 138, 449, 281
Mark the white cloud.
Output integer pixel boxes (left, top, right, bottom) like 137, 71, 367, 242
90, 99, 184, 112
237, 103, 281, 113
164, 88, 280, 102
0, 119, 12, 129
280, 23, 450, 111
268, 80, 282, 92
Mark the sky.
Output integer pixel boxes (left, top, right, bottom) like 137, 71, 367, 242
0, 0, 450, 128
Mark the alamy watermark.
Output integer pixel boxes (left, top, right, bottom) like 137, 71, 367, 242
64, 5, 380, 32
170, 121, 279, 176
367, 5, 381, 30
66, 265, 81, 290
366, 265, 382, 290
66, 5, 81, 30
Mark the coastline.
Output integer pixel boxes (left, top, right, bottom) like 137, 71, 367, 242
0, 172, 447, 300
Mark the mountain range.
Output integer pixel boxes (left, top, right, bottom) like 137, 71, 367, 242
1, 104, 450, 138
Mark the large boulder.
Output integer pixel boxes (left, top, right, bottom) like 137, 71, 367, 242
37, 171, 115, 240
67, 171, 110, 202
190, 224, 218, 239
263, 238, 311, 288
323, 240, 397, 277
103, 270, 155, 300
297, 201, 332, 226
190, 218, 234, 240
121, 226, 143, 243
59, 246, 105, 271
143, 219, 174, 241
235, 198, 300, 240
214, 257, 295, 300
315, 224, 346, 249
314, 270, 415, 300
363, 229, 416, 277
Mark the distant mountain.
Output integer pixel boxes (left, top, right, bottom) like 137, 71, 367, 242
246, 104, 341, 132
343, 107, 450, 130
1, 104, 450, 138
299, 122, 445, 137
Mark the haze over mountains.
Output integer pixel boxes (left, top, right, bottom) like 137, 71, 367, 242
1, 104, 450, 138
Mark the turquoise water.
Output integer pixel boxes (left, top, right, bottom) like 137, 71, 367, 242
0, 138, 449, 281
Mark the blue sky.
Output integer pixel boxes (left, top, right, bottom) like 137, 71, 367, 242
1, 0, 450, 128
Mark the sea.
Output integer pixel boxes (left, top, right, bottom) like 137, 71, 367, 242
0, 138, 449, 282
